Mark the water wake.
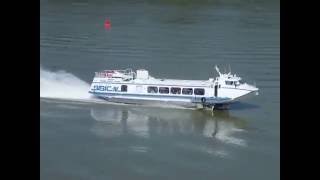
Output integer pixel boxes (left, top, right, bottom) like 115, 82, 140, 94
40, 67, 91, 100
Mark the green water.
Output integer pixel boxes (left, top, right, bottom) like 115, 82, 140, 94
40, 0, 279, 179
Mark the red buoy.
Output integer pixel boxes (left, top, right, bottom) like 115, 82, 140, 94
104, 19, 111, 30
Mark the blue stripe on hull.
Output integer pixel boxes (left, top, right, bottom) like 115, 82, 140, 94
102, 97, 199, 109
89, 91, 231, 105
89, 91, 196, 99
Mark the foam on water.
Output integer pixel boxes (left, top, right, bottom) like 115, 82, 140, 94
40, 67, 91, 100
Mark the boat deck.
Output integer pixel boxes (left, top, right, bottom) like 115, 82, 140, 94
133, 78, 212, 87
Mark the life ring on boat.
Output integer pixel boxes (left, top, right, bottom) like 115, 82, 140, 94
201, 97, 206, 103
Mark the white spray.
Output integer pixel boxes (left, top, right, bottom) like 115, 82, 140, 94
40, 67, 91, 100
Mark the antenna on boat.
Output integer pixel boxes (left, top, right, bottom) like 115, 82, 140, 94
215, 65, 221, 76
228, 64, 231, 73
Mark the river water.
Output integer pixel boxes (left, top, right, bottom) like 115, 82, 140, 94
40, 0, 279, 179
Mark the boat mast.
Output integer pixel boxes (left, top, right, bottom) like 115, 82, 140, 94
215, 65, 221, 76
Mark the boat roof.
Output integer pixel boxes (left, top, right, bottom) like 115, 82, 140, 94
93, 67, 244, 87
132, 78, 212, 87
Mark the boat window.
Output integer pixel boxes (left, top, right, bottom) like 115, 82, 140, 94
170, 87, 181, 94
147, 86, 158, 93
225, 81, 233, 85
159, 87, 169, 94
182, 88, 193, 95
121, 85, 127, 92
194, 88, 205, 95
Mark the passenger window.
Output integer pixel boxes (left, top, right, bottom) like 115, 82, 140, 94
182, 88, 193, 95
147, 86, 158, 93
170, 87, 181, 94
121, 85, 127, 92
194, 88, 205, 95
159, 87, 169, 94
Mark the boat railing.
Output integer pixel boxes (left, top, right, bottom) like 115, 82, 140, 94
94, 72, 107, 78
94, 68, 136, 79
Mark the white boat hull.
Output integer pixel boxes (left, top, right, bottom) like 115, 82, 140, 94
91, 93, 232, 110
88, 67, 259, 110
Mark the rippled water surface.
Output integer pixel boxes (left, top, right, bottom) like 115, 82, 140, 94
40, 0, 279, 179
